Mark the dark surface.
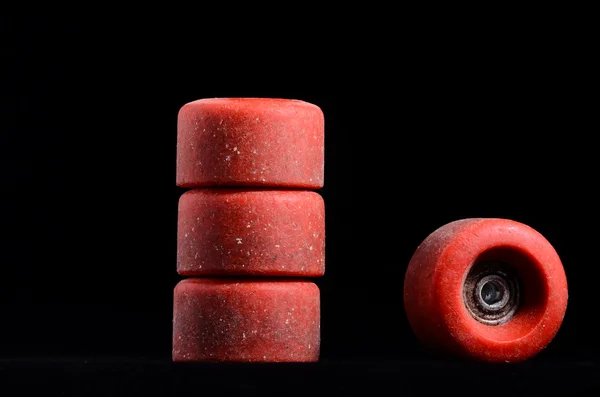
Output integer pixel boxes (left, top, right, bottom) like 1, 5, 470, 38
1, 14, 596, 396
1, 358, 599, 396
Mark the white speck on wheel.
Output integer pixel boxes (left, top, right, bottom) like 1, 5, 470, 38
236, 238, 243, 244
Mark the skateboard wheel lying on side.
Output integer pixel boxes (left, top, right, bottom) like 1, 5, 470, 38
176, 97, 324, 188
177, 188, 325, 276
173, 279, 320, 362
404, 218, 568, 363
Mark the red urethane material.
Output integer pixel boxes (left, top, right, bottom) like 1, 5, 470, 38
176, 98, 324, 188
177, 189, 325, 277
404, 218, 568, 363
172, 279, 320, 362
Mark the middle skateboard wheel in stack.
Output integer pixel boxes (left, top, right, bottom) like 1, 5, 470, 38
173, 98, 325, 362
178, 188, 325, 276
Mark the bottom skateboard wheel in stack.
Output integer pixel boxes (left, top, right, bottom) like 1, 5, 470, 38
403, 218, 568, 363
173, 279, 320, 362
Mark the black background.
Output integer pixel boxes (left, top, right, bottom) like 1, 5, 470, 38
2, 15, 597, 396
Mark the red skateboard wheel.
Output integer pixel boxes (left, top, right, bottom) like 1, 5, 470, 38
172, 279, 320, 362
176, 98, 324, 188
177, 188, 325, 277
404, 218, 568, 363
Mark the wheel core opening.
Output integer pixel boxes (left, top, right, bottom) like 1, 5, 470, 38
463, 260, 521, 325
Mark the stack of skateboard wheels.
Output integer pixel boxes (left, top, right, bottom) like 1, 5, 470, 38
172, 98, 325, 362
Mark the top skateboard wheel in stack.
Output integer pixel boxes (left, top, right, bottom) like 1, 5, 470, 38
176, 98, 324, 188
